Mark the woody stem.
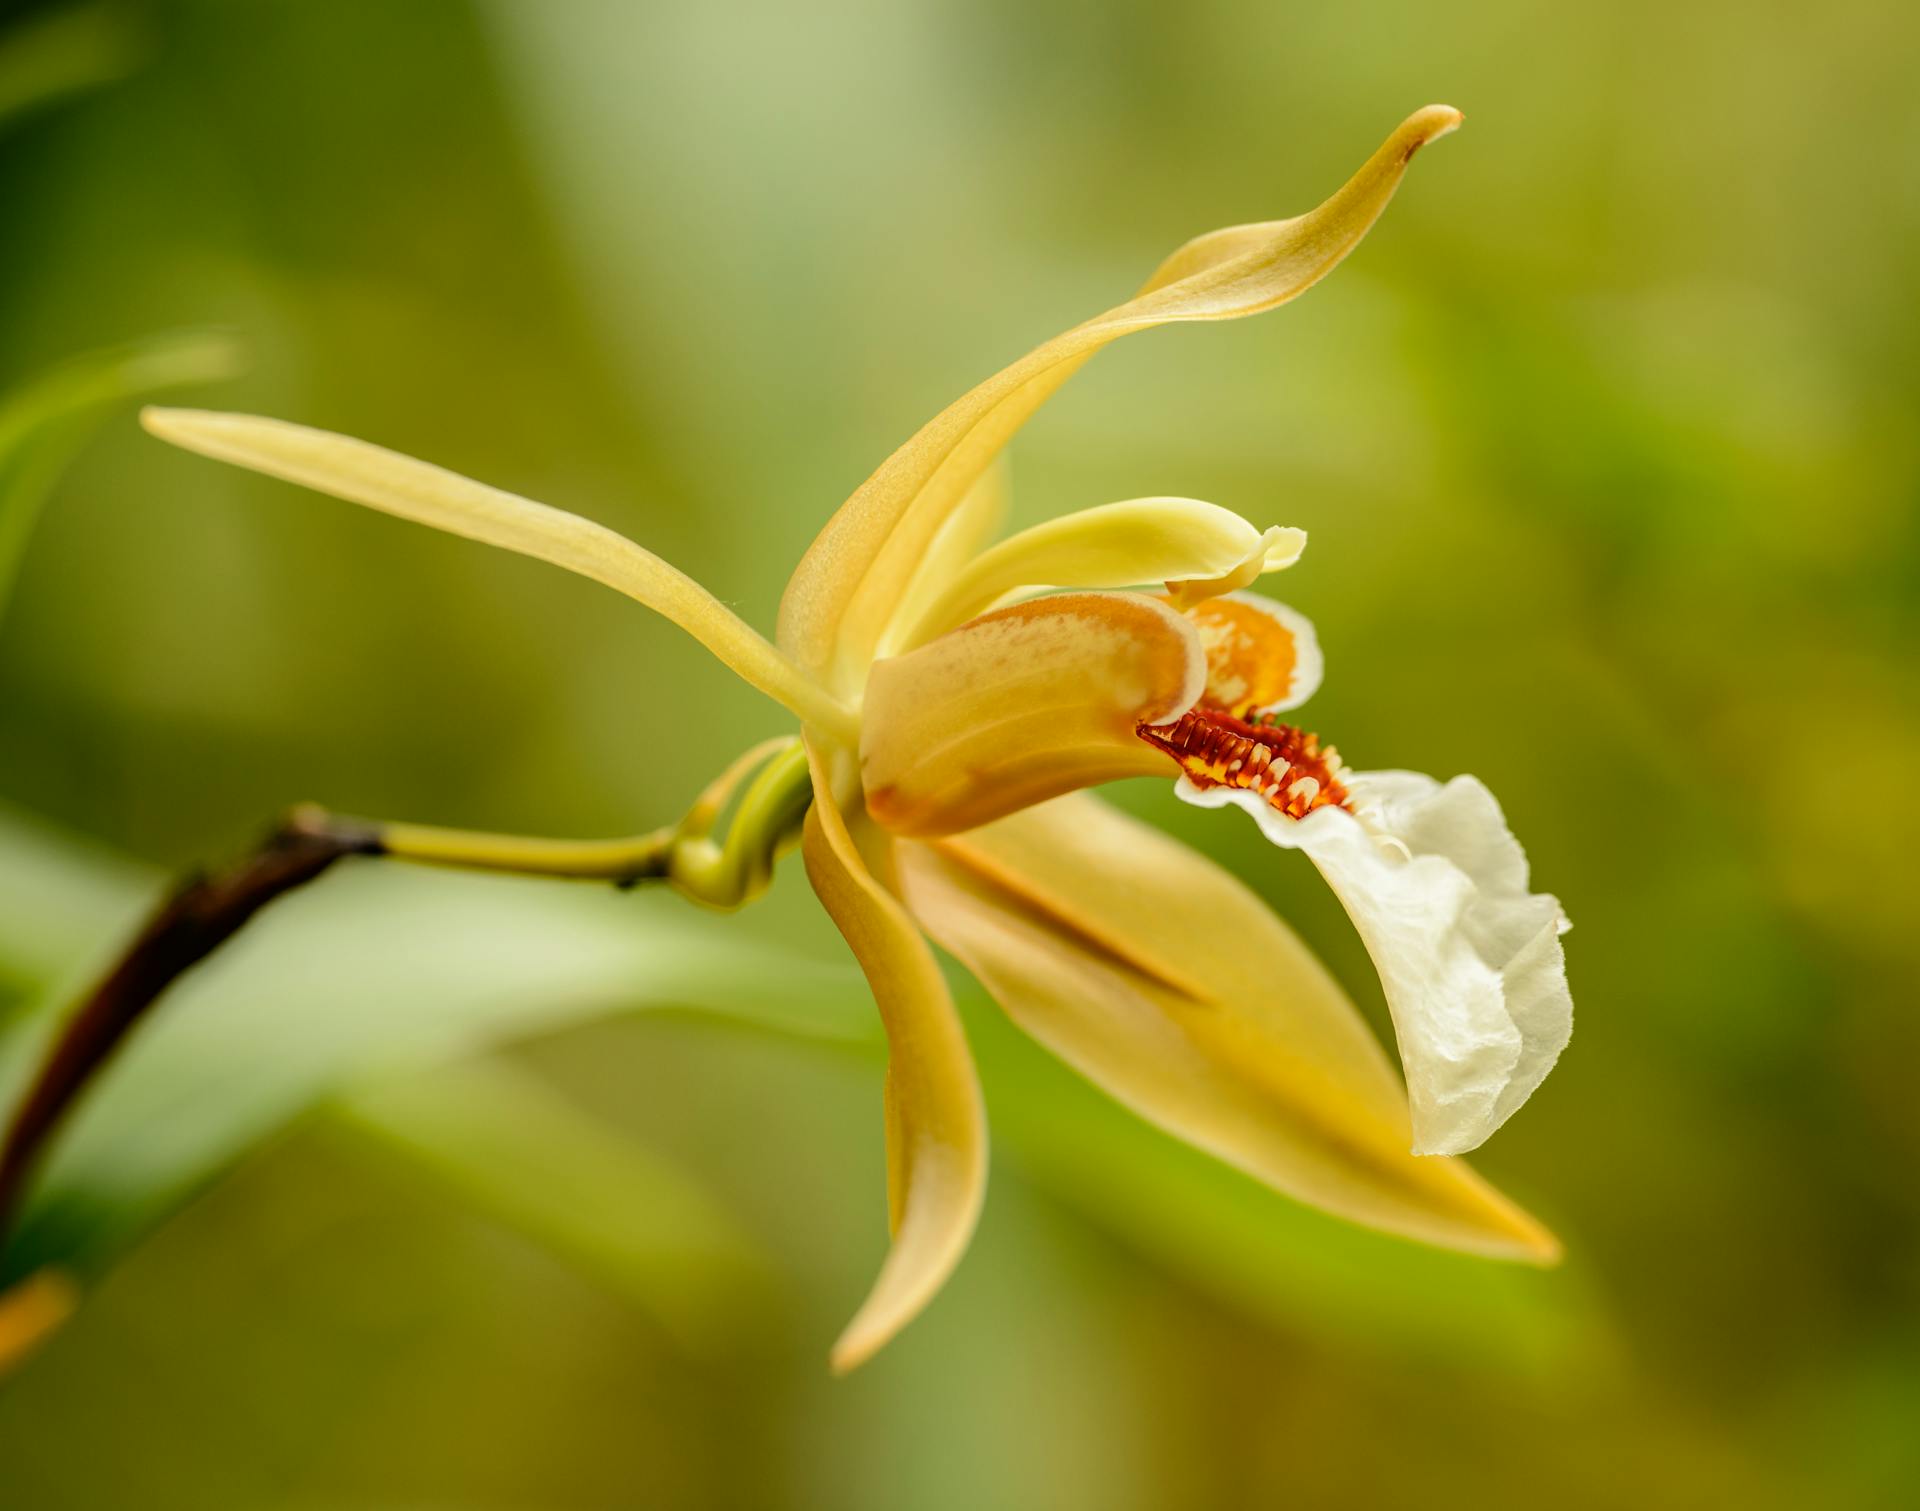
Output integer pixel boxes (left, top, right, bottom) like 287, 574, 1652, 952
0, 813, 372, 1240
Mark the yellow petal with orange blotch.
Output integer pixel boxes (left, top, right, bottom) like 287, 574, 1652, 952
779, 106, 1463, 690
800, 739, 987, 1372
897, 793, 1558, 1262
861, 592, 1203, 838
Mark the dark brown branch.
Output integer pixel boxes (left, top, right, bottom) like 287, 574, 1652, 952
0, 810, 382, 1244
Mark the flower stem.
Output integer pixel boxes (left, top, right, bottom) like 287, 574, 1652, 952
0, 738, 814, 1250
0, 814, 374, 1239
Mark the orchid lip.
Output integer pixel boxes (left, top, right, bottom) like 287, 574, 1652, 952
1139, 704, 1352, 821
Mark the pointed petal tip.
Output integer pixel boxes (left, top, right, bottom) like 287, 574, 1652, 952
1403, 104, 1465, 152
1497, 1215, 1564, 1268
1458, 1177, 1563, 1267
828, 1316, 884, 1376
140, 404, 221, 445
822, 1178, 987, 1375
1408, 1118, 1562, 1267
1523, 1225, 1565, 1267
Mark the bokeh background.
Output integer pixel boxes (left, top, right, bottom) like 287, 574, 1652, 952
1, 0, 1916, 1506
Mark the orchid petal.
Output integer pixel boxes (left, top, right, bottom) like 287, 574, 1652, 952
1186, 590, 1325, 716
897, 794, 1557, 1261
778, 106, 1463, 690
895, 497, 1305, 650
874, 459, 1012, 659
1161, 526, 1308, 613
800, 739, 987, 1372
861, 592, 1202, 838
1177, 771, 1572, 1155
142, 408, 856, 739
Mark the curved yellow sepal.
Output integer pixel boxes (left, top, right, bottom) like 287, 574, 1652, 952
778, 105, 1462, 691
862, 593, 1203, 838
800, 739, 988, 1372
898, 792, 1558, 1263
142, 408, 856, 740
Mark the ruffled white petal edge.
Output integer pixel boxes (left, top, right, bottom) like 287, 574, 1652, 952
1175, 770, 1571, 1155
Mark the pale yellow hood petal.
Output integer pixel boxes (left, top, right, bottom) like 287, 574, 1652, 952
861, 592, 1202, 838
897, 793, 1558, 1262
778, 105, 1462, 690
874, 458, 1012, 660
800, 739, 987, 1372
893, 497, 1305, 651
142, 408, 855, 738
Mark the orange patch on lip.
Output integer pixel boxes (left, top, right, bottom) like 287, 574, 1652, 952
1138, 705, 1350, 820
1181, 596, 1300, 717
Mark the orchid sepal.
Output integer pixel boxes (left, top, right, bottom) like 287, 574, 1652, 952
141, 407, 859, 742
781, 105, 1465, 691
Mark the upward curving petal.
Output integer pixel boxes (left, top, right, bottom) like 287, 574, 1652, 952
897, 792, 1557, 1261
861, 592, 1203, 838
778, 106, 1463, 690
800, 739, 988, 1372
892, 497, 1305, 651
143, 408, 856, 739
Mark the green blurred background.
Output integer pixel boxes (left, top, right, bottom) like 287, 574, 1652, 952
1, 0, 1916, 1506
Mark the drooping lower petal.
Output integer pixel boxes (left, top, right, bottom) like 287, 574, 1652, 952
1176, 771, 1571, 1156
861, 592, 1202, 837
779, 106, 1465, 691
142, 408, 856, 738
800, 739, 987, 1372
897, 793, 1557, 1260
893, 497, 1305, 651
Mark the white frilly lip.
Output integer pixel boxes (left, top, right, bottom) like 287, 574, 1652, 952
1175, 769, 1571, 1156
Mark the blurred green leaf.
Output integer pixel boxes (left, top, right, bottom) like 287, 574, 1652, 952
335, 1054, 778, 1360
0, 2, 143, 130
0, 837, 871, 1291
0, 802, 153, 1041
961, 989, 1608, 1380
0, 330, 243, 622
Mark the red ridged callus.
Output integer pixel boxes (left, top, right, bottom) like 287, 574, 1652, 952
1137, 706, 1352, 821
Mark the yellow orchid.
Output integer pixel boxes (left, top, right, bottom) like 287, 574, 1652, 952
139, 105, 1571, 1373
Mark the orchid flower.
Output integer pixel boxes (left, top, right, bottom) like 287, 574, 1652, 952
140, 106, 1570, 1372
